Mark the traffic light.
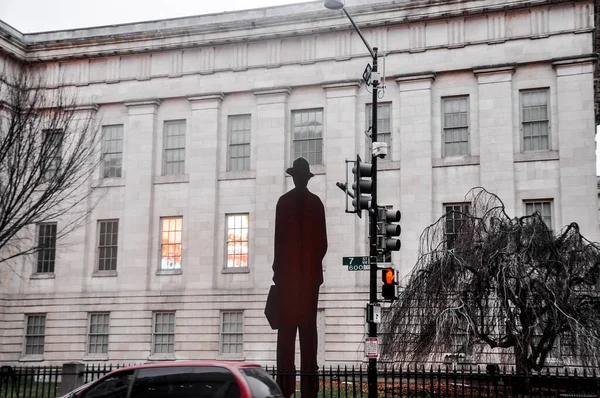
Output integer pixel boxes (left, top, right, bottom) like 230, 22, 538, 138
378, 207, 401, 252
351, 155, 373, 217
381, 267, 399, 301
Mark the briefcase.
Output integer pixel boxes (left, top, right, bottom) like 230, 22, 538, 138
264, 285, 280, 330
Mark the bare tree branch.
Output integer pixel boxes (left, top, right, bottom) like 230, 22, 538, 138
0, 67, 102, 270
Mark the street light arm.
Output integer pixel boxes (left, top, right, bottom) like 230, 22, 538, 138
342, 7, 375, 58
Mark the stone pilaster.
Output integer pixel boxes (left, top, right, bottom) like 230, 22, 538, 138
553, 56, 599, 241
186, 94, 224, 289
473, 64, 516, 216
253, 87, 290, 287
122, 99, 160, 290
395, 73, 435, 280
322, 80, 361, 288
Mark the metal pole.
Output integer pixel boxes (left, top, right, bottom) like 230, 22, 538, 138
368, 47, 379, 398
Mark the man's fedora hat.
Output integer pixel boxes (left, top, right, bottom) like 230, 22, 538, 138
286, 157, 314, 179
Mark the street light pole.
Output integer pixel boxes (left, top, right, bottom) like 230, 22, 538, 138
324, 2, 379, 398
367, 47, 379, 398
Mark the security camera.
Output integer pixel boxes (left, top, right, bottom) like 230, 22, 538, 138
372, 142, 388, 159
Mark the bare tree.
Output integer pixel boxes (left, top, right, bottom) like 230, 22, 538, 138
0, 68, 101, 270
381, 187, 600, 375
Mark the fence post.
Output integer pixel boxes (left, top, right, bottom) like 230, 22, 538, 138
60, 362, 85, 396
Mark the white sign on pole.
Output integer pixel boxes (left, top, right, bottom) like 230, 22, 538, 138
365, 337, 379, 359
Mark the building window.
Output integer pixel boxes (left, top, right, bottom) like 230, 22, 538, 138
444, 204, 470, 249
366, 104, 392, 160
525, 200, 552, 228
101, 125, 123, 178
160, 217, 182, 270
163, 120, 186, 175
292, 109, 323, 165
36, 223, 57, 274
88, 313, 110, 355
24, 315, 46, 356
42, 130, 63, 181
521, 89, 549, 151
97, 220, 118, 272
442, 97, 469, 157
220, 311, 243, 356
226, 214, 249, 268
153, 312, 175, 354
228, 115, 251, 172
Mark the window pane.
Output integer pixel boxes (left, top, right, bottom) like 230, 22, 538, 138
221, 311, 244, 355
101, 125, 124, 178
160, 217, 182, 270
25, 315, 46, 355
37, 223, 57, 273
153, 312, 175, 354
97, 220, 119, 271
163, 121, 186, 175
292, 109, 324, 165
442, 97, 469, 157
226, 214, 249, 268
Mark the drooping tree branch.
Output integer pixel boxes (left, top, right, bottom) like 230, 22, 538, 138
381, 187, 600, 373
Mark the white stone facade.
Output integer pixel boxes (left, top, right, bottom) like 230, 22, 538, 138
0, 0, 598, 366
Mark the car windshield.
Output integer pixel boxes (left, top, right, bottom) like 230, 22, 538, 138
239, 368, 283, 398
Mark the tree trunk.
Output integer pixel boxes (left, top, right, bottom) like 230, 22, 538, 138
514, 343, 532, 393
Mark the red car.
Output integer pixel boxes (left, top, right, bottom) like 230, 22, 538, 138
64, 361, 283, 398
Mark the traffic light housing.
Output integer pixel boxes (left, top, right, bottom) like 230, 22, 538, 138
381, 267, 399, 301
351, 155, 373, 217
378, 207, 401, 252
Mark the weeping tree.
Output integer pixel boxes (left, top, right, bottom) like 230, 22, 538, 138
0, 67, 101, 270
381, 187, 600, 374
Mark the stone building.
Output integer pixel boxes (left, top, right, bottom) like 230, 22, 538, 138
0, 0, 598, 366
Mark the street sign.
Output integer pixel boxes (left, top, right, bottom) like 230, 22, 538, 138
343, 256, 369, 266
365, 337, 379, 359
362, 63, 373, 86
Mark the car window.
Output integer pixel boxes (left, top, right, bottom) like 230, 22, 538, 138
79, 370, 134, 398
240, 368, 283, 398
130, 366, 240, 398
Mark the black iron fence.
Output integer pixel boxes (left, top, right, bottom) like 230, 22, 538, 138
0, 363, 599, 398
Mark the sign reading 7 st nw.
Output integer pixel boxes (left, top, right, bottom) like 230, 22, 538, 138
342, 256, 369, 267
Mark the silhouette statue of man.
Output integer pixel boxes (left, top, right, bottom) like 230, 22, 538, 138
272, 157, 327, 398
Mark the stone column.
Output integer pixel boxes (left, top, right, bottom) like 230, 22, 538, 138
187, 94, 224, 289
122, 99, 160, 290
321, 80, 361, 288
395, 73, 435, 279
253, 87, 290, 287
474, 65, 516, 215
553, 56, 599, 241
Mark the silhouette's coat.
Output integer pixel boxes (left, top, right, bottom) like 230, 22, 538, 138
271, 157, 327, 398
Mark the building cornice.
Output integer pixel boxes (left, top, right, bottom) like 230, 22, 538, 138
0, 0, 584, 63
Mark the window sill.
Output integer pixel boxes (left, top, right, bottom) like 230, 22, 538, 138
92, 270, 118, 278
223, 267, 250, 274
432, 156, 480, 168
153, 174, 190, 185
147, 354, 176, 361
94, 177, 125, 188
19, 356, 44, 362
156, 269, 183, 276
83, 354, 109, 361
31, 273, 55, 280
218, 170, 256, 181
514, 151, 559, 163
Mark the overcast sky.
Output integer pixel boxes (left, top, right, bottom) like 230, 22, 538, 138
0, 0, 316, 33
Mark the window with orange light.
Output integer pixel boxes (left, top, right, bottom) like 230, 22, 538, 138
226, 214, 249, 268
160, 217, 182, 270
